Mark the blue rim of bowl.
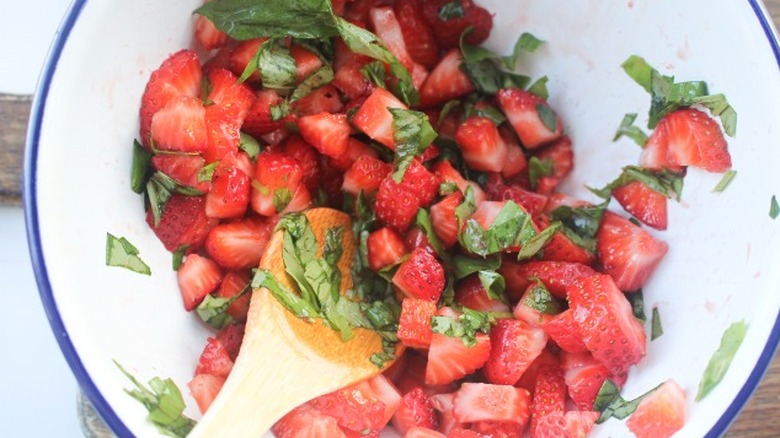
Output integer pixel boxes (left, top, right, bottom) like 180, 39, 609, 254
22, 1, 780, 437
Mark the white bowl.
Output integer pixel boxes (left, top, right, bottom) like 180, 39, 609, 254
25, 0, 780, 436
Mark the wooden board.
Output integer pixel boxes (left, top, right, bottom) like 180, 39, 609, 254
2, 2, 780, 434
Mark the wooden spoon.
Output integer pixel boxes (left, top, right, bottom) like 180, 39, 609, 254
189, 208, 395, 437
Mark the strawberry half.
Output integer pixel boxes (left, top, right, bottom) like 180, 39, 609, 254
150, 95, 208, 152
177, 253, 223, 311
205, 155, 252, 219
367, 227, 408, 271
560, 351, 620, 411
250, 151, 304, 216
497, 88, 563, 150
455, 116, 508, 172
613, 180, 668, 230
425, 331, 491, 386
205, 218, 272, 270
392, 247, 446, 302
654, 108, 732, 173
482, 318, 547, 385
418, 49, 475, 108
452, 382, 531, 424
542, 309, 589, 354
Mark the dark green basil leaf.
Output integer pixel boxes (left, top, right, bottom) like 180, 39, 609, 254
594, 379, 661, 424
389, 108, 437, 182
502, 32, 545, 69
198, 162, 219, 183
431, 308, 496, 347
651, 306, 663, 341
477, 270, 507, 302
105, 233, 151, 275
459, 201, 537, 257
696, 320, 748, 401
522, 281, 561, 315
528, 156, 554, 190
590, 166, 684, 202
257, 38, 298, 92
453, 254, 501, 279
517, 221, 560, 261
360, 60, 387, 89
614, 113, 649, 146
239, 132, 261, 160
464, 104, 506, 125
526, 76, 549, 100
131, 140, 152, 194
172, 245, 188, 271
196, 294, 236, 330
535, 103, 557, 132
289, 64, 334, 102
251, 268, 318, 319
273, 187, 294, 213
415, 209, 449, 262
625, 289, 646, 323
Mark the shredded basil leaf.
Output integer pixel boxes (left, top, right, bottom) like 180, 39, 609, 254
290, 64, 334, 102
239, 132, 261, 160
614, 113, 649, 146
273, 187, 294, 213
696, 320, 748, 401
535, 102, 557, 132
549, 202, 607, 253
459, 201, 537, 257
527, 76, 550, 100
771, 195, 780, 219
360, 60, 387, 89
477, 270, 507, 303
590, 166, 684, 202
528, 156, 554, 190
106, 233, 151, 275
131, 140, 152, 194
502, 32, 545, 69
431, 308, 496, 347
713, 170, 737, 193
453, 254, 501, 280
172, 245, 188, 271
522, 281, 561, 315
463, 103, 506, 125
517, 221, 560, 261
389, 108, 437, 182
626, 289, 646, 323
258, 38, 298, 92
438, 1, 465, 20
251, 268, 318, 319
594, 379, 661, 424
415, 209, 449, 262
197, 294, 236, 330
651, 306, 663, 341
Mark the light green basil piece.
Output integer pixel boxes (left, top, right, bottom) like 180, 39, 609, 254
696, 320, 748, 401
713, 170, 737, 193
196, 294, 236, 330
651, 306, 663, 341
389, 108, 437, 182
594, 379, 661, 424
769, 195, 780, 219
106, 233, 151, 275
614, 113, 649, 146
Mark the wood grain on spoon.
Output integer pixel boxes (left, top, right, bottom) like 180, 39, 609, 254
189, 208, 394, 437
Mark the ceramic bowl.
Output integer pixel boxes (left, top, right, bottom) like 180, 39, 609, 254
25, 0, 780, 436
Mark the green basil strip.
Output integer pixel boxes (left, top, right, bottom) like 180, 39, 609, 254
105, 233, 151, 275
651, 306, 663, 341
696, 320, 748, 401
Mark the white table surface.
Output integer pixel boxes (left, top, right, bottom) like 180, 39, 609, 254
1, 0, 84, 436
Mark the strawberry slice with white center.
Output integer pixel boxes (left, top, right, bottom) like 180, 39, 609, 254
177, 253, 223, 311
497, 87, 563, 149
289, 44, 324, 84
151, 154, 209, 193
613, 180, 668, 230
310, 380, 389, 433
596, 211, 669, 291
369, 6, 429, 89
392, 387, 439, 435
405, 427, 446, 438
658, 108, 732, 173
366, 374, 402, 427
418, 49, 475, 108
352, 87, 409, 150
367, 227, 408, 272
561, 351, 624, 411
194, 13, 228, 51
205, 218, 272, 270
455, 116, 508, 172
542, 309, 589, 354
452, 382, 531, 424
425, 331, 491, 386
454, 275, 510, 314
187, 374, 226, 414
482, 318, 547, 385
139, 50, 202, 147
272, 404, 346, 438
568, 274, 647, 375
430, 191, 464, 249
150, 95, 208, 152
626, 379, 687, 438
297, 112, 352, 159
639, 121, 684, 172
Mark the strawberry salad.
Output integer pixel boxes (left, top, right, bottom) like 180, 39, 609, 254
121, 0, 738, 437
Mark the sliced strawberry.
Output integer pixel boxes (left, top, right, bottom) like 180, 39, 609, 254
420, 0, 493, 49
205, 218, 272, 270
560, 351, 616, 411
188, 374, 226, 414
366, 374, 402, 426
516, 348, 560, 395
431, 160, 487, 204
297, 112, 352, 159
405, 227, 436, 256
205, 155, 252, 219
398, 298, 437, 349
532, 136, 574, 194
352, 87, 408, 150
425, 332, 491, 385
150, 95, 208, 152
455, 116, 508, 172
529, 365, 566, 438
206, 68, 255, 122
374, 175, 422, 231
342, 155, 392, 196
250, 151, 304, 216
369, 6, 429, 89
533, 411, 599, 438
542, 309, 589, 354
280, 134, 322, 191
215, 271, 251, 323
470, 421, 523, 437
499, 260, 596, 300
147, 194, 217, 252
289, 44, 324, 83
204, 104, 241, 163
279, 184, 312, 214
447, 428, 482, 438
613, 180, 668, 230
215, 322, 245, 361
500, 127, 528, 179
452, 383, 531, 424
332, 60, 372, 101
430, 191, 464, 248
487, 181, 549, 219
541, 229, 596, 267
178, 253, 223, 311
497, 88, 563, 150
626, 379, 687, 438
310, 380, 388, 433
392, 387, 439, 435
418, 49, 475, 108
405, 427, 446, 438
483, 318, 547, 385
367, 227, 408, 272
455, 275, 510, 314
393, 247, 446, 301
242, 89, 288, 139
430, 392, 460, 435
328, 137, 378, 171
195, 336, 234, 378
596, 211, 669, 292
229, 38, 267, 83
139, 50, 202, 147
657, 108, 731, 172
194, 14, 228, 51
568, 274, 646, 374
151, 155, 209, 193
394, 0, 439, 69
272, 404, 346, 438
291, 84, 345, 116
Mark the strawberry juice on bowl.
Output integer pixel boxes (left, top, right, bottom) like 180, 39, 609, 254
25, 0, 780, 436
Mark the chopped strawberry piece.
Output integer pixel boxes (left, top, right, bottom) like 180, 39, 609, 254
392, 387, 439, 435
202, 46, 234, 75
529, 365, 566, 438
405, 427, 446, 438
229, 38, 267, 83
448, 428, 482, 438
250, 151, 304, 216
425, 331, 491, 385
560, 351, 617, 411
328, 137, 378, 171
455, 275, 510, 314
280, 185, 313, 214
178, 253, 223, 311
430, 191, 464, 248
394, 0, 440, 69
542, 309, 589, 354
310, 380, 388, 433
499, 259, 596, 300
366, 374, 402, 426
205, 156, 252, 219
289, 44, 324, 83
204, 104, 241, 163
369, 6, 429, 89
398, 298, 437, 349
393, 247, 445, 301
205, 218, 272, 270
195, 336, 234, 378
455, 116, 508, 172
596, 211, 669, 291
194, 14, 228, 51
139, 50, 202, 147
516, 348, 560, 394
452, 383, 531, 424
483, 318, 547, 385
497, 88, 563, 150
146, 194, 217, 252
151, 155, 209, 193
297, 112, 352, 159
188, 374, 226, 414
487, 181, 549, 218
512, 282, 560, 327
280, 135, 322, 191
418, 49, 475, 108
533, 411, 599, 438
272, 404, 347, 438
626, 379, 687, 438
420, 0, 493, 49
431, 160, 488, 205
214, 322, 245, 362
568, 274, 646, 374
367, 227, 408, 271
532, 136, 573, 193
374, 175, 422, 232
430, 392, 460, 434
613, 180, 669, 230
470, 421, 524, 437
291, 84, 345, 116
332, 60, 372, 101
150, 95, 208, 152
215, 271, 252, 323
656, 108, 732, 173
352, 87, 408, 150
400, 159, 441, 206
206, 68, 255, 122
242, 89, 288, 139
405, 227, 436, 255
342, 155, 392, 196
541, 229, 596, 266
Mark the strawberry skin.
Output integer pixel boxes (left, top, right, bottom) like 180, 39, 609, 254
659, 108, 731, 173
392, 387, 439, 435
542, 309, 589, 354
250, 151, 304, 217
392, 247, 445, 301
310, 380, 388, 433
529, 365, 566, 438
533, 411, 599, 438
369, 6, 429, 90
613, 180, 668, 230
455, 116, 508, 172
242, 89, 288, 139
188, 374, 226, 414
626, 379, 687, 438
195, 336, 234, 378
374, 176, 422, 232
499, 260, 596, 300
272, 404, 346, 438
497, 88, 563, 150
568, 274, 647, 375
215, 271, 252, 323
596, 211, 669, 292
352, 87, 408, 150
420, 0, 493, 49
455, 275, 510, 314
418, 49, 475, 108
397, 298, 437, 349
394, 0, 439, 69
401, 159, 441, 207
146, 194, 217, 252
177, 253, 223, 311
367, 227, 408, 271
151, 154, 209, 193
205, 218, 272, 270
483, 318, 547, 385
452, 382, 531, 424
297, 112, 352, 159
342, 155, 392, 196
560, 351, 618, 411
205, 156, 252, 219
430, 191, 464, 249
150, 95, 208, 152
425, 331, 491, 385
